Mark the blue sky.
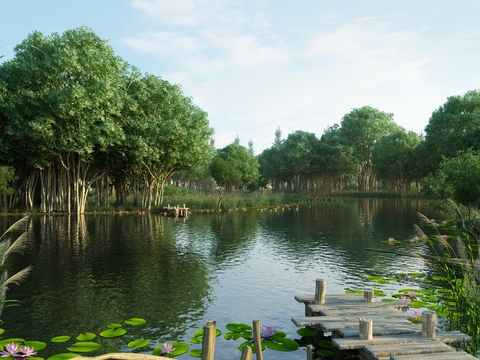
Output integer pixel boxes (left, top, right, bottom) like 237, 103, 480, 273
2, 1, 480, 153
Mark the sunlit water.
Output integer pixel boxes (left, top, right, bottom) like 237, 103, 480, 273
0, 198, 442, 359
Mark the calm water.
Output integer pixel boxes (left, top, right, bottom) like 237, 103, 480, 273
1, 198, 442, 359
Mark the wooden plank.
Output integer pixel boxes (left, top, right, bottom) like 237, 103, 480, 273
293, 312, 412, 326
293, 317, 413, 330
361, 342, 453, 359
390, 350, 477, 359
338, 325, 422, 338
320, 307, 406, 316
295, 294, 363, 303
333, 331, 471, 350
308, 300, 409, 314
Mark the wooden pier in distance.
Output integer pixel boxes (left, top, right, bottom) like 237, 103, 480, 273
293, 279, 475, 360
160, 204, 189, 217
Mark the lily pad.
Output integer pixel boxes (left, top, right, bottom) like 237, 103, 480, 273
0, 338, 26, 347
264, 336, 299, 351
66, 341, 101, 353
223, 332, 246, 340
316, 349, 333, 356
124, 318, 146, 326
194, 328, 221, 337
51, 336, 71, 343
345, 289, 363, 294
189, 336, 203, 344
76, 333, 96, 341
317, 340, 333, 349
127, 339, 149, 349
99, 327, 127, 338
225, 323, 252, 332
106, 323, 122, 329
408, 272, 425, 277
153, 342, 189, 357
47, 353, 82, 360
296, 327, 318, 337
24, 341, 47, 351
189, 348, 202, 358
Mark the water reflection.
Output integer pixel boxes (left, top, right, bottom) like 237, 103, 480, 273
0, 198, 443, 360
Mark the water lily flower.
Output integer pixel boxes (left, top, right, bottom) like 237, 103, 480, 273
411, 311, 421, 318
399, 295, 411, 303
0, 342, 20, 357
388, 237, 395, 245
19, 346, 37, 358
260, 326, 276, 339
160, 342, 176, 355
408, 290, 416, 298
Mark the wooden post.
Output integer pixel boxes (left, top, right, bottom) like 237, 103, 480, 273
315, 279, 326, 305
422, 310, 436, 338
240, 346, 253, 360
359, 318, 373, 340
307, 344, 314, 360
252, 320, 263, 360
363, 290, 374, 303
201, 320, 216, 360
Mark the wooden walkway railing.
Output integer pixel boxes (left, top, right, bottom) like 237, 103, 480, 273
293, 279, 476, 360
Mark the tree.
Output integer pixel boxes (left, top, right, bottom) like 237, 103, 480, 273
209, 142, 259, 209
0, 166, 16, 196
371, 129, 421, 191
339, 106, 399, 190
0, 27, 126, 213
424, 90, 480, 173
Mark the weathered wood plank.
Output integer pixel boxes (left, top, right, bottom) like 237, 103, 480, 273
294, 294, 363, 303
362, 341, 453, 359
333, 331, 471, 350
308, 300, 409, 314
293, 312, 412, 327
293, 317, 413, 330
390, 350, 477, 359
338, 325, 422, 338
320, 307, 407, 316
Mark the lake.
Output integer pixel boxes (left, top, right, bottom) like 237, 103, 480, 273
0, 198, 443, 359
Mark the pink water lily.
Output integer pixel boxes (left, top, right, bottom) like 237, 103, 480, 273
160, 342, 176, 354
0, 342, 20, 357
407, 290, 416, 298
260, 326, 276, 339
399, 295, 411, 303
19, 346, 37, 358
411, 311, 421, 318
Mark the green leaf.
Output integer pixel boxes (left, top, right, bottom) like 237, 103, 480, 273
376, 279, 390, 284
51, 336, 71, 343
366, 275, 383, 281
296, 327, 318, 337
99, 327, 127, 338
106, 323, 122, 329
225, 323, 252, 332
47, 353, 81, 360
76, 333, 96, 341
194, 328, 221, 337
24, 341, 47, 351
345, 289, 363, 294
316, 349, 333, 356
189, 349, 202, 357
124, 318, 146, 326
0, 329, 4, 336
381, 298, 398, 302
153, 342, 189, 357
408, 272, 425, 277
189, 336, 203, 344
317, 339, 333, 349
0, 338, 25, 347
373, 290, 386, 297
66, 341, 101, 353
264, 336, 299, 351
127, 339, 149, 349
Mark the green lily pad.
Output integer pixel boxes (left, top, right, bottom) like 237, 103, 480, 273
223, 332, 245, 340
66, 341, 101, 353
408, 272, 425, 277
106, 323, 122, 329
366, 275, 384, 281
24, 341, 47, 351
189, 336, 203, 344
47, 353, 82, 360
124, 318, 146, 326
76, 333, 96, 341
345, 289, 363, 294
316, 349, 333, 356
264, 336, 299, 351
189, 348, 202, 358
127, 339, 149, 349
376, 279, 390, 284
99, 327, 127, 338
0, 329, 4, 336
225, 323, 252, 332
373, 290, 386, 297
194, 328, 221, 337
381, 298, 398, 302
0, 338, 26, 347
153, 342, 189, 357
51, 336, 71, 343
317, 340, 333, 349
297, 327, 318, 337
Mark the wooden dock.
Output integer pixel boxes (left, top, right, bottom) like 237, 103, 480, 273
293, 279, 476, 360
160, 204, 189, 217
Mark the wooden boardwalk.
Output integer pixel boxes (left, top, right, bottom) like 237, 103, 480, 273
160, 204, 189, 217
293, 279, 476, 360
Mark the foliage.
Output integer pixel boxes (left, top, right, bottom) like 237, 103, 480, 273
424, 89, 480, 171
0, 166, 16, 196
0, 217, 32, 319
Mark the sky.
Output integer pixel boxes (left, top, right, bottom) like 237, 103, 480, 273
2, 1, 480, 154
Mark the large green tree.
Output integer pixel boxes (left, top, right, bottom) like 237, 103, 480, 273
0, 27, 126, 213
209, 142, 259, 209
339, 106, 399, 190
424, 90, 480, 173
